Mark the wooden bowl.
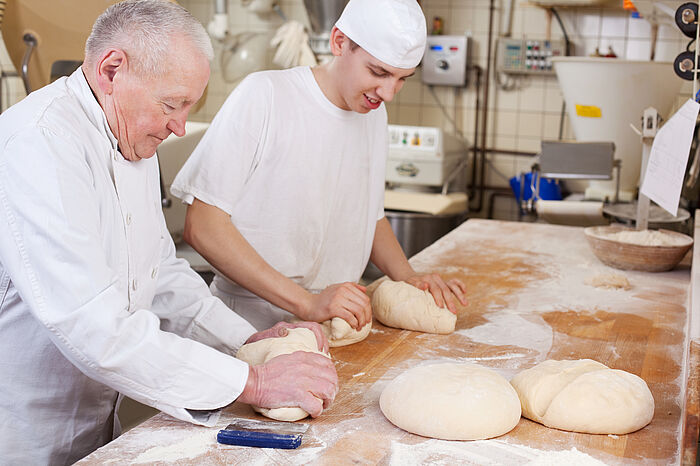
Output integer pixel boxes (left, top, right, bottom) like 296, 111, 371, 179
584, 226, 693, 272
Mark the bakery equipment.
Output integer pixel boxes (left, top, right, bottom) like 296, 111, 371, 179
385, 124, 468, 215
603, 106, 691, 232
552, 57, 682, 202
363, 125, 468, 279
518, 141, 618, 227
217, 419, 309, 449
302, 0, 347, 59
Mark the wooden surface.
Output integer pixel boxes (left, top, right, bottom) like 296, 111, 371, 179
682, 342, 699, 466
78, 219, 695, 465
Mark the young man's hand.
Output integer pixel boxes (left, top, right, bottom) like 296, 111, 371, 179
405, 274, 468, 314
300, 282, 372, 331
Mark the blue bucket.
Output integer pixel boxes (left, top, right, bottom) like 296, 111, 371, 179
509, 172, 562, 202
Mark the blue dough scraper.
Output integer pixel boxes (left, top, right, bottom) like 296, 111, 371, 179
217, 418, 309, 449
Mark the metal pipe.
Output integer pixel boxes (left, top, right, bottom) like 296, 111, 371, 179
470, 0, 495, 213
482, 147, 537, 157
468, 65, 482, 202
20, 33, 37, 95
550, 8, 570, 140
214, 0, 227, 14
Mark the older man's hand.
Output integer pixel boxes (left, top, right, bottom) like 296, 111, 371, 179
405, 273, 468, 314
245, 321, 329, 353
237, 351, 338, 417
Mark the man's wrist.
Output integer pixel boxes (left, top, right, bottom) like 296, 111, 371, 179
291, 289, 313, 319
390, 266, 416, 283
237, 365, 262, 406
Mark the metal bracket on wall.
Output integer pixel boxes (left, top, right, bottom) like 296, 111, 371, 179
20, 32, 37, 95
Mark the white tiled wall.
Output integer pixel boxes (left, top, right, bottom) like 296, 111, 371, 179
0, 0, 693, 220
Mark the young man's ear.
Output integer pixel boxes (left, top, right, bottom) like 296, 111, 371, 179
329, 26, 349, 57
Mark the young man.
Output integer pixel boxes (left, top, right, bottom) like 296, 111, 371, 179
172, 0, 468, 332
0, 1, 336, 464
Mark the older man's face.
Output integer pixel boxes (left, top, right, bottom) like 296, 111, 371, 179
109, 36, 210, 161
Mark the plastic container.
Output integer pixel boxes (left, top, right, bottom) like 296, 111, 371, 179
510, 172, 562, 202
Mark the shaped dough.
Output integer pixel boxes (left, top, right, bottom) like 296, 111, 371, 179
320, 317, 371, 347
379, 362, 521, 440
371, 280, 456, 334
290, 317, 371, 347
236, 327, 329, 421
510, 359, 654, 434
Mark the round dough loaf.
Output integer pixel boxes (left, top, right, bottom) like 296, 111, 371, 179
379, 362, 521, 440
510, 359, 654, 434
371, 280, 456, 334
236, 327, 329, 421
320, 317, 371, 347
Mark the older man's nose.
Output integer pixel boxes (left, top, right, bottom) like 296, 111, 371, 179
167, 114, 186, 137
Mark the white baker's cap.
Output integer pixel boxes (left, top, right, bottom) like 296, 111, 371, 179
335, 0, 427, 69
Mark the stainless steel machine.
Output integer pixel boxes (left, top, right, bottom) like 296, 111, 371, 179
365, 125, 469, 279
302, 0, 347, 59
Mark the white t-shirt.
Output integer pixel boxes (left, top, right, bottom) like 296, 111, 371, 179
172, 67, 387, 325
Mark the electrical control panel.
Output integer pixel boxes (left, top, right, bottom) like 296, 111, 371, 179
497, 38, 566, 75
421, 35, 470, 87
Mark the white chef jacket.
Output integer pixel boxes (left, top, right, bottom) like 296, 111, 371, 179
171, 67, 387, 330
0, 69, 256, 465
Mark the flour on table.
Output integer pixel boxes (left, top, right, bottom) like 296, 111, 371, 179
388, 439, 607, 466
456, 312, 553, 356
132, 430, 214, 463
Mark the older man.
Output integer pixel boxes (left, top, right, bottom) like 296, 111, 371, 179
0, 1, 336, 464
172, 0, 468, 332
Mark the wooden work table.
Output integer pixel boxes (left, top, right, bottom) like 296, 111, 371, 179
78, 219, 697, 465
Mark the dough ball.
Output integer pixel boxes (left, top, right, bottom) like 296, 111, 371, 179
371, 280, 456, 334
236, 327, 330, 421
379, 362, 521, 440
585, 272, 631, 290
289, 317, 371, 347
321, 317, 371, 347
510, 359, 654, 434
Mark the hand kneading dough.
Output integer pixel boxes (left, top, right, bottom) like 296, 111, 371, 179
510, 359, 654, 434
236, 327, 329, 421
320, 317, 371, 347
371, 280, 456, 334
290, 317, 371, 347
379, 362, 521, 440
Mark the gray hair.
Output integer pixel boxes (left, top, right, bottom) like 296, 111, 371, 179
85, 0, 214, 77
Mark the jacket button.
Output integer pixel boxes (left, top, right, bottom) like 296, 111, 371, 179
151, 267, 158, 279
126, 213, 132, 225
132, 279, 138, 291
